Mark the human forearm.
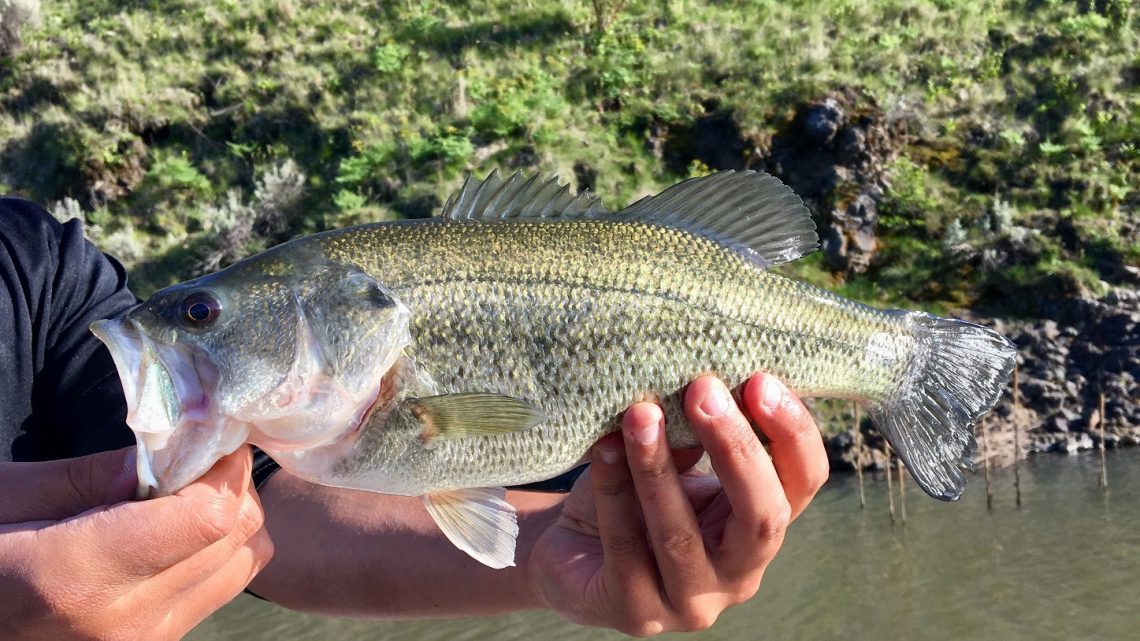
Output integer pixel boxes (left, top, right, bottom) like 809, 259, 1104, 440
249, 472, 563, 618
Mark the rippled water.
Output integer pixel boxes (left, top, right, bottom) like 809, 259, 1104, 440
188, 451, 1138, 641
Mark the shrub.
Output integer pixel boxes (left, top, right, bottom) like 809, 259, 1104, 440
0, 0, 39, 56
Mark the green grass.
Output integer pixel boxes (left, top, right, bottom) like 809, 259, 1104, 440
0, 0, 1135, 308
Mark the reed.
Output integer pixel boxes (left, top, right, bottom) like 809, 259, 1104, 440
897, 458, 907, 523
853, 402, 865, 509
1099, 390, 1108, 490
885, 441, 895, 524
981, 417, 993, 511
1013, 362, 1022, 507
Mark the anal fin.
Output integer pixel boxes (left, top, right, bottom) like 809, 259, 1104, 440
423, 487, 518, 569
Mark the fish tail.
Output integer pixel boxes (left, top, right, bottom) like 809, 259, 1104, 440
867, 312, 1016, 501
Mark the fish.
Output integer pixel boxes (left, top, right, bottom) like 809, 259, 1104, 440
90, 170, 1017, 568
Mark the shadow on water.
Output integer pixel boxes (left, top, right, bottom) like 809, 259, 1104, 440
188, 451, 1139, 641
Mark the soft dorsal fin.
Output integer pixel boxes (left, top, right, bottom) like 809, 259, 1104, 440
441, 170, 609, 221
619, 170, 819, 267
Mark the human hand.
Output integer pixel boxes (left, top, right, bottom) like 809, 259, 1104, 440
528, 373, 828, 636
0, 446, 273, 641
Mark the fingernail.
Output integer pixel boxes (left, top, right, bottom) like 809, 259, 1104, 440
700, 383, 730, 417
762, 376, 783, 411
598, 442, 623, 464
630, 418, 660, 446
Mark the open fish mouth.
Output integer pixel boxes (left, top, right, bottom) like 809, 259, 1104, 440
91, 317, 239, 498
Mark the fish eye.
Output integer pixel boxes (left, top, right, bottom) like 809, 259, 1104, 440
179, 292, 221, 328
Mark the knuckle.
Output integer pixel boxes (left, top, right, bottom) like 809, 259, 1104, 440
65, 456, 97, 506
621, 619, 665, 638
723, 428, 765, 465
809, 459, 831, 493
236, 495, 266, 538
594, 476, 629, 500
756, 500, 792, 544
678, 609, 718, 632
610, 597, 660, 635
731, 578, 762, 605
632, 458, 671, 483
658, 529, 700, 561
250, 530, 276, 566
605, 530, 645, 559
192, 494, 238, 546
778, 403, 818, 443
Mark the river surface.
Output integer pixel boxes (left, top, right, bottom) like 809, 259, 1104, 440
188, 451, 1138, 641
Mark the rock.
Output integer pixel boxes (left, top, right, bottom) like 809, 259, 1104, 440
804, 99, 844, 146
823, 191, 880, 273
1098, 432, 1122, 448
836, 126, 868, 164
976, 287, 1139, 463
825, 430, 855, 468
1098, 312, 1137, 344
1054, 433, 1093, 454
1044, 415, 1070, 433
1020, 378, 1056, 402
765, 89, 903, 276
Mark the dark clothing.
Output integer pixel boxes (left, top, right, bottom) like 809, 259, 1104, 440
0, 197, 135, 462
0, 197, 283, 489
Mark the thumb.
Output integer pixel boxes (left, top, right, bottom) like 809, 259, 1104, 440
0, 447, 138, 523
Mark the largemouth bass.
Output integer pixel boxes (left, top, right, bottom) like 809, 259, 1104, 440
91, 170, 1016, 568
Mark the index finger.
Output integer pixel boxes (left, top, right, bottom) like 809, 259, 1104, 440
39, 446, 255, 578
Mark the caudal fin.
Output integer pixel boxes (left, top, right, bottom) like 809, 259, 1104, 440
867, 313, 1016, 501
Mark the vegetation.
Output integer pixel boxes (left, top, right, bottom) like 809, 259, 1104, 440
1, 0, 1136, 310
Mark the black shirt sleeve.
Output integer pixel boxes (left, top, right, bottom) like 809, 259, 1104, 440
0, 197, 137, 462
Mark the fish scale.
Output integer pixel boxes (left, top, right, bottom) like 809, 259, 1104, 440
307, 219, 912, 493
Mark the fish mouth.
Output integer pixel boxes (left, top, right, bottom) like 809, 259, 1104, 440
91, 317, 245, 498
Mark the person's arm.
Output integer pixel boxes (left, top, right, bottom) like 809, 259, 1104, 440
249, 373, 828, 632
0, 446, 273, 641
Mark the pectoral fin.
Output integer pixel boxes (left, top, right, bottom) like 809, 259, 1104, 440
423, 487, 518, 569
408, 393, 545, 440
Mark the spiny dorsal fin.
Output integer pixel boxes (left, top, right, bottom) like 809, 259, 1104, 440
408, 393, 545, 441
423, 487, 518, 568
441, 170, 609, 221
619, 170, 819, 267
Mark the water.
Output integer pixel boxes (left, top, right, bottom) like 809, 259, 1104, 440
188, 451, 1138, 641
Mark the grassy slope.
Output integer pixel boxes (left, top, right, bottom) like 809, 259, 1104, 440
1, 0, 1136, 305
